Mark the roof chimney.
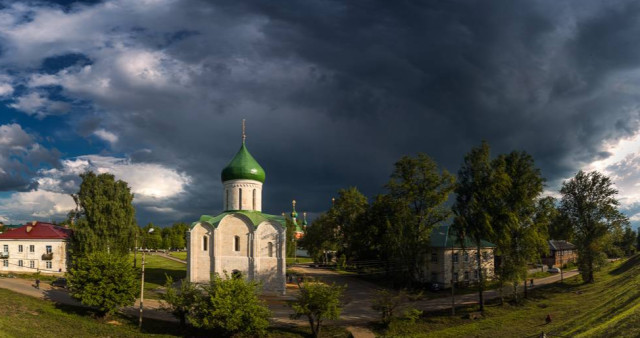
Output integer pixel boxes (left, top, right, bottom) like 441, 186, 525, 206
26, 225, 32, 233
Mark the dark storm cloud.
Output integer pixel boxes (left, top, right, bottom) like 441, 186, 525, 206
87, 0, 640, 221
3, 0, 640, 225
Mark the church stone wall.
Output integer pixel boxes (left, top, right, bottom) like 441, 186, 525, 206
187, 222, 213, 283
187, 215, 286, 294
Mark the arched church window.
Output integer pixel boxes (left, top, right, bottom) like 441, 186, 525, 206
203, 236, 208, 251
234, 236, 240, 252
239, 188, 243, 210
268, 242, 273, 257
253, 189, 256, 210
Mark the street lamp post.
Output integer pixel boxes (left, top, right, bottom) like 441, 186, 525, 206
139, 228, 154, 330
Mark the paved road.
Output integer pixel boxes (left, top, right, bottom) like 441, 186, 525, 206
286, 266, 580, 323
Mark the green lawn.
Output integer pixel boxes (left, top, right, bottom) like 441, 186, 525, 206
129, 253, 187, 300
168, 251, 187, 261
378, 254, 640, 338
286, 257, 314, 265
0, 287, 349, 337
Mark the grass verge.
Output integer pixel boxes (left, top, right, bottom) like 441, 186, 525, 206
378, 254, 640, 338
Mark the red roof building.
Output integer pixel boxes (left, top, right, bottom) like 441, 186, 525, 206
0, 221, 71, 240
0, 221, 71, 274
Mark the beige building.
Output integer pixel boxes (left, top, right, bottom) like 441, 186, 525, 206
428, 225, 496, 288
187, 128, 286, 294
0, 221, 71, 275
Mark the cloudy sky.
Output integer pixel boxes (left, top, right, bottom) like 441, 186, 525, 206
1, 0, 640, 229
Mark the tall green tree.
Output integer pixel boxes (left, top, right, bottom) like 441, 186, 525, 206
330, 187, 369, 261
299, 213, 340, 263
617, 226, 637, 257
385, 153, 456, 283
492, 151, 546, 301
452, 142, 499, 312
560, 170, 628, 283
141, 223, 163, 249
70, 172, 137, 257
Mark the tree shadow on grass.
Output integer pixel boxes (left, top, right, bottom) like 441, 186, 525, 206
144, 267, 186, 285
609, 254, 640, 276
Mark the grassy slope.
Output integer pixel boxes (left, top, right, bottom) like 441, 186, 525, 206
382, 254, 640, 338
0, 288, 176, 337
0, 287, 350, 337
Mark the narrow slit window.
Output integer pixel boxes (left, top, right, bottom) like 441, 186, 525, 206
268, 242, 273, 257
253, 189, 256, 210
234, 236, 240, 252
226, 189, 229, 210
239, 188, 243, 210
203, 236, 208, 251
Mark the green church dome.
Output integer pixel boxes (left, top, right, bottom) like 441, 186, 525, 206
221, 142, 266, 183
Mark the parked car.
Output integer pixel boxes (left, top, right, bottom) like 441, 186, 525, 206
429, 282, 441, 291
548, 267, 561, 273
51, 277, 67, 289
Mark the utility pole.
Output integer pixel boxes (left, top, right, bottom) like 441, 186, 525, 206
139, 228, 154, 330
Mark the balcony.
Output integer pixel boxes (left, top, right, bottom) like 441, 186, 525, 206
41, 253, 53, 260
0, 252, 8, 259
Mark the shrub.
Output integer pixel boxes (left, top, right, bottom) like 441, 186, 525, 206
188, 274, 270, 336
160, 275, 199, 327
67, 251, 139, 317
291, 281, 345, 338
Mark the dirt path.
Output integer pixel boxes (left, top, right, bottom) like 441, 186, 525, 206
287, 266, 580, 322
150, 252, 187, 264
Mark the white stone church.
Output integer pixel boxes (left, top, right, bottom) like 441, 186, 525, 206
187, 125, 286, 294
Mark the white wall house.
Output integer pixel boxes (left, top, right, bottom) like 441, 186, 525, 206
0, 221, 71, 275
187, 129, 286, 295
428, 225, 496, 288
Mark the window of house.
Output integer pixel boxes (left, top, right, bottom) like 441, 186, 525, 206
453, 253, 459, 263
253, 189, 256, 210
29, 245, 35, 253
2, 244, 7, 253
463, 252, 469, 263
453, 272, 459, 282
238, 188, 243, 210
46, 245, 52, 254
203, 236, 208, 251
474, 269, 478, 279
268, 242, 273, 257
18, 245, 23, 253
2, 260, 7, 267
431, 272, 437, 282
482, 251, 489, 260
18, 260, 23, 267
46, 261, 52, 269
464, 271, 469, 280
431, 252, 438, 262
234, 236, 240, 252
29, 260, 35, 268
